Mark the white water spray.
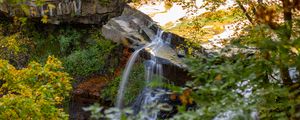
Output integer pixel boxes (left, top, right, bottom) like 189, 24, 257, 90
116, 29, 170, 120
116, 42, 155, 109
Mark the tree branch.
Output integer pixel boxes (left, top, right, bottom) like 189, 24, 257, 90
282, 0, 293, 39
236, 0, 254, 24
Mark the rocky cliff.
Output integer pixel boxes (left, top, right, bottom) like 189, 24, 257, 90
0, 0, 125, 24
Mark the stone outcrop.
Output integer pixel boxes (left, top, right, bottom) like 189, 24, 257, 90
101, 5, 195, 85
102, 5, 156, 48
0, 0, 125, 24
102, 5, 190, 69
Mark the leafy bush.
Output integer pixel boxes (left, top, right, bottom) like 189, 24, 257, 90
29, 26, 84, 62
63, 39, 115, 77
0, 32, 31, 67
57, 28, 82, 55
0, 56, 72, 119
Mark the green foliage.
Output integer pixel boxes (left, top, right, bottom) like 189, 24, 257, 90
83, 103, 133, 120
1, 18, 118, 78
28, 26, 85, 62
63, 38, 115, 77
171, 1, 300, 119
57, 27, 82, 55
0, 56, 72, 119
63, 46, 102, 77
23, 24, 117, 77
179, 49, 300, 119
82, 103, 104, 119
118, 1, 300, 120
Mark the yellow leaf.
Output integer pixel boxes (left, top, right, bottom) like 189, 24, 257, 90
215, 74, 222, 81
179, 95, 188, 105
41, 15, 48, 23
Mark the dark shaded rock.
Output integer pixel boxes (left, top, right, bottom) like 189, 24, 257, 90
162, 64, 192, 86
132, 88, 196, 119
69, 75, 111, 120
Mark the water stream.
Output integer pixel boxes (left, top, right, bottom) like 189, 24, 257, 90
116, 29, 169, 119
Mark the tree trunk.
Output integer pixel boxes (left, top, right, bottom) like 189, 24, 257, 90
282, 0, 293, 39
280, 0, 293, 86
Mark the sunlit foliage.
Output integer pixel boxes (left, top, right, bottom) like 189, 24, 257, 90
0, 56, 72, 119
119, 0, 300, 119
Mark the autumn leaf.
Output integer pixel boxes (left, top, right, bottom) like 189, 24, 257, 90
41, 15, 48, 23
215, 74, 222, 81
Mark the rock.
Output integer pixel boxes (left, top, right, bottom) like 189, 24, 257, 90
102, 5, 156, 49
132, 88, 196, 119
102, 5, 191, 69
102, 3, 194, 83
0, 0, 125, 24
145, 44, 187, 68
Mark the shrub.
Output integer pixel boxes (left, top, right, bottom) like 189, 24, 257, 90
0, 33, 31, 67
63, 39, 115, 77
57, 28, 82, 55
0, 56, 72, 119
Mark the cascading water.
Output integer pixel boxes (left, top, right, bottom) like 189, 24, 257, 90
116, 29, 170, 119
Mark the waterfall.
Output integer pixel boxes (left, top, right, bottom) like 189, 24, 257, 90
116, 29, 171, 119
116, 42, 154, 109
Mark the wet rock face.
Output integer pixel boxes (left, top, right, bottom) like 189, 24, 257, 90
132, 88, 196, 119
0, 0, 125, 24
